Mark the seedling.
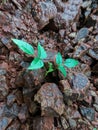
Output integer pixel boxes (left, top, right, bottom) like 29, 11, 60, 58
93, 128, 97, 130
12, 39, 79, 77
46, 52, 79, 77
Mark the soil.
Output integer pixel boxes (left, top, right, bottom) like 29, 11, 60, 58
0, 0, 98, 130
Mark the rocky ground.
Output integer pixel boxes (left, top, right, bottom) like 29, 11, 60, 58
0, 0, 98, 130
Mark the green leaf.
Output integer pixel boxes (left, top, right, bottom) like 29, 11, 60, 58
37, 43, 47, 59
56, 52, 62, 65
58, 65, 67, 77
93, 128, 97, 130
64, 58, 79, 68
12, 39, 34, 55
45, 62, 54, 76
28, 57, 44, 70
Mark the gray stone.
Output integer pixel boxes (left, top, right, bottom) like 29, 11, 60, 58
68, 118, 77, 128
4, 103, 20, 118
80, 107, 95, 121
0, 117, 13, 130
73, 43, 89, 58
88, 49, 98, 60
75, 27, 89, 42
7, 94, 16, 106
53, 0, 83, 29
72, 73, 90, 90
0, 68, 6, 76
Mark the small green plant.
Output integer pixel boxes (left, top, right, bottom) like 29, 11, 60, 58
12, 39, 79, 77
93, 128, 97, 130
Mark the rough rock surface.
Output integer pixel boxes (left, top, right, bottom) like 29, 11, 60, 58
34, 83, 65, 116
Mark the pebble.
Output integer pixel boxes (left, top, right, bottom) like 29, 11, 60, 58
80, 107, 95, 121
75, 27, 89, 42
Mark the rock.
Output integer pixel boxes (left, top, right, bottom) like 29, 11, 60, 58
20, 61, 29, 68
0, 75, 9, 100
95, 35, 98, 41
94, 96, 98, 105
0, 103, 5, 117
0, 117, 13, 130
59, 80, 77, 104
93, 63, 98, 76
78, 64, 91, 77
15, 70, 24, 87
34, 83, 65, 116
7, 94, 16, 106
24, 69, 46, 87
0, 68, 6, 76
7, 119, 20, 130
18, 104, 28, 123
83, 93, 93, 106
60, 116, 69, 129
15, 67, 46, 88
44, 50, 57, 63
15, 90, 23, 105
0, 62, 9, 71
20, 124, 29, 130
59, 75, 90, 103
38, 39, 45, 45
58, 29, 65, 42
72, 111, 81, 119
32, 1, 57, 30
72, 73, 90, 90
53, 0, 83, 29
88, 49, 98, 60
72, 73, 90, 100
9, 51, 22, 62
81, 1, 92, 8
69, 32, 76, 38
75, 27, 89, 42
93, 104, 98, 112
28, 102, 39, 115
77, 119, 92, 129
59, 79, 71, 92
73, 43, 89, 58
68, 118, 77, 128
33, 117, 61, 130
23, 87, 34, 104
79, 107, 95, 121
4, 103, 20, 118
94, 78, 98, 88
1, 37, 12, 50
80, 55, 93, 65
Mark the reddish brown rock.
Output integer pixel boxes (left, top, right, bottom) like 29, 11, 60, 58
32, 1, 57, 30
59, 73, 90, 103
33, 117, 62, 130
18, 104, 28, 123
34, 83, 65, 116
7, 119, 20, 130
15, 67, 46, 88
0, 75, 9, 101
